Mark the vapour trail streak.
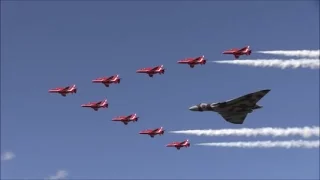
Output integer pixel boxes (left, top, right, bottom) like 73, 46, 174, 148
169, 126, 320, 138
256, 50, 320, 59
212, 59, 320, 69
195, 140, 320, 149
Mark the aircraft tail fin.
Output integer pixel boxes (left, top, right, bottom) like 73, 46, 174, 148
69, 84, 77, 93
111, 75, 119, 81
130, 113, 137, 120
101, 99, 108, 107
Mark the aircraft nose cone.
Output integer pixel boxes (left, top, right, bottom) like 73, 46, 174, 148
189, 105, 198, 111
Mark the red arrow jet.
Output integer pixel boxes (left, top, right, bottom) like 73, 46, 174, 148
81, 99, 108, 111
92, 74, 121, 87
48, 84, 77, 97
166, 139, 190, 150
112, 113, 139, 125
223, 45, 252, 59
136, 65, 165, 77
139, 127, 165, 138
177, 55, 207, 68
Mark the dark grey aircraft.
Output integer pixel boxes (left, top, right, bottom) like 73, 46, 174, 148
188, 89, 271, 124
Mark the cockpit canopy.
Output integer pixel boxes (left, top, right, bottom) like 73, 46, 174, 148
198, 103, 209, 109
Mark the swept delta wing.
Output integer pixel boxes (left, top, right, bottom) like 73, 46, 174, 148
218, 89, 270, 124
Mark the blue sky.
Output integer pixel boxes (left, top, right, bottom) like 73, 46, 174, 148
1, 1, 319, 179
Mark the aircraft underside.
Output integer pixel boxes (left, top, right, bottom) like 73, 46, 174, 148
217, 109, 253, 114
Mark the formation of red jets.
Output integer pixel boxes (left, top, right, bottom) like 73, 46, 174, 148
48, 46, 251, 150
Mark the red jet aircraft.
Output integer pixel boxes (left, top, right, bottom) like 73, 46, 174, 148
222, 45, 252, 59
136, 65, 165, 77
48, 84, 77, 97
177, 55, 207, 68
139, 127, 165, 138
92, 75, 121, 87
166, 139, 190, 150
81, 99, 108, 111
112, 113, 139, 125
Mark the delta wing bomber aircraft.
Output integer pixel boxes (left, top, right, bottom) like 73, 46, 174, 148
188, 89, 271, 124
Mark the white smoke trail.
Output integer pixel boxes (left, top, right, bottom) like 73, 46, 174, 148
170, 126, 320, 138
213, 59, 320, 69
196, 140, 320, 149
256, 50, 320, 58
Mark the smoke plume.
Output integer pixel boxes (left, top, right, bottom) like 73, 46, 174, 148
196, 140, 320, 149
256, 50, 320, 59
213, 59, 319, 69
170, 126, 320, 138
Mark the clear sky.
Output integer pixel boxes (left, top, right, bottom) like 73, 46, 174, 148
1, 1, 319, 179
